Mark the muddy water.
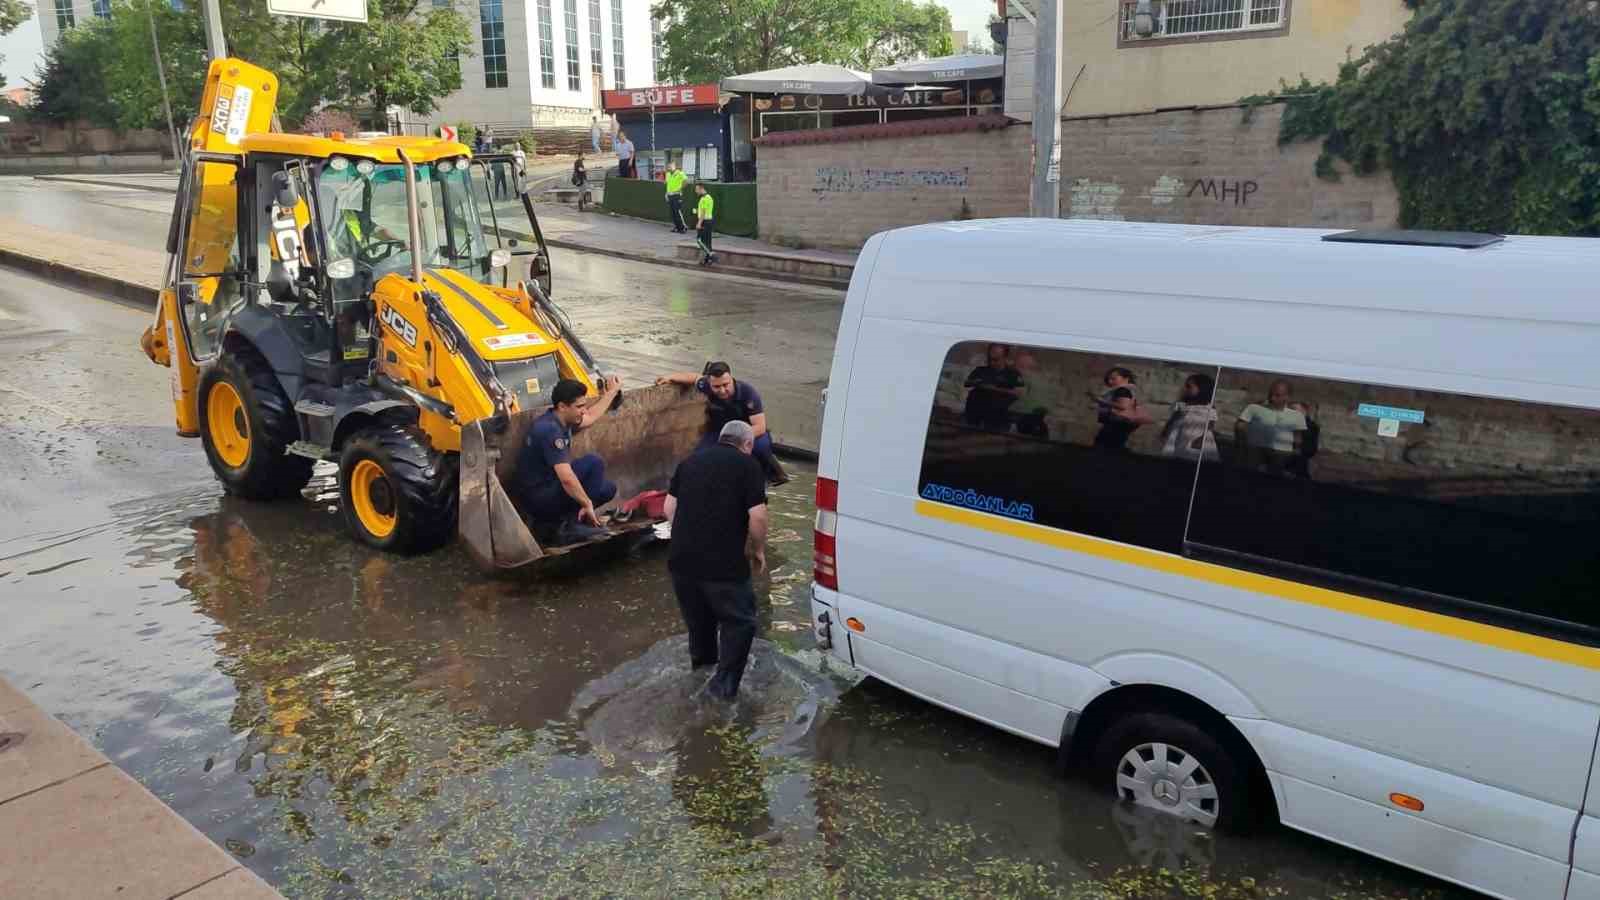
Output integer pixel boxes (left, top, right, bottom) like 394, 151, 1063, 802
1, 467, 1469, 898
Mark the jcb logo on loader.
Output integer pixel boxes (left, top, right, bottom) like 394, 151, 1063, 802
381, 304, 418, 347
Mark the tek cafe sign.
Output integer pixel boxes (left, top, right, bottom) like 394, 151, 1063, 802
753, 84, 999, 114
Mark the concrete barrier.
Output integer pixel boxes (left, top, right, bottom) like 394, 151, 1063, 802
0, 152, 170, 174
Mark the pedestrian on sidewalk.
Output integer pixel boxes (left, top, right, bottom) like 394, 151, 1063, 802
665, 162, 688, 233
591, 116, 602, 154
693, 181, 716, 266
664, 420, 770, 700
615, 131, 635, 178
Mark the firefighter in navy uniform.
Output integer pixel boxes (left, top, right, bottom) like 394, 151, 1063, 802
656, 362, 788, 485
517, 377, 624, 544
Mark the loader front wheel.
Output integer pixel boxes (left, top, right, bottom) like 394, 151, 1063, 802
339, 425, 457, 554
198, 349, 313, 500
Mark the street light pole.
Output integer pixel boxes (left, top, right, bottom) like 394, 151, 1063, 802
1029, 0, 1061, 217
146, 2, 182, 163
201, 0, 228, 60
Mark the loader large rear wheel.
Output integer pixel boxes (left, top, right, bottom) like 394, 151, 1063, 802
198, 348, 313, 500
339, 425, 457, 554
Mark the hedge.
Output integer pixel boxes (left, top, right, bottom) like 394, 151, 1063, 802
601, 177, 757, 238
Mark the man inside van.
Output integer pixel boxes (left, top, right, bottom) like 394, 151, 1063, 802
517, 376, 624, 545
963, 343, 1025, 432
656, 362, 789, 485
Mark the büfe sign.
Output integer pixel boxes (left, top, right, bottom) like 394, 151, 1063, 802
603, 84, 719, 111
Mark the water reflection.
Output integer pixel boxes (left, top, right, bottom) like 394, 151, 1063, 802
0, 470, 1469, 898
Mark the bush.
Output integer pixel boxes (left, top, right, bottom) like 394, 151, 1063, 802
455, 122, 478, 146
518, 134, 537, 157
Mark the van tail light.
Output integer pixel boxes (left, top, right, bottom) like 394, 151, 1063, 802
814, 477, 838, 590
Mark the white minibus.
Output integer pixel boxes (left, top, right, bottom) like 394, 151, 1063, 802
809, 219, 1600, 900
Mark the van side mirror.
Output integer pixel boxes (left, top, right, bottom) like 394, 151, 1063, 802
271, 171, 300, 208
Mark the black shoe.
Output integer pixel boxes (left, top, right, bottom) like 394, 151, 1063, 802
554, 519, 609, 544
762, 456, 790, 486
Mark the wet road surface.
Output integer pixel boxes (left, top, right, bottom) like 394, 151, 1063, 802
0, 175, 838, 449
0, 199, 1476, 897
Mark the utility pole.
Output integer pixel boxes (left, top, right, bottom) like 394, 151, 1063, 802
147, 3, 181, 164
1029, 0, 1061, 217
201, 0, 228, 60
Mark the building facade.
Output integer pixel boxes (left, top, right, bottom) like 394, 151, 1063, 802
36, 0, 117, 50
1002, 0, 1413, 119
420, 0, 662, 132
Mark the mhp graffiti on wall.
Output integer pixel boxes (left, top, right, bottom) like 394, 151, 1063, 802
1188, 178, 1259, 205
813, 166, 970, 193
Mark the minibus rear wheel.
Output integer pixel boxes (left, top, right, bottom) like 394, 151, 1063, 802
1091, 711, 1258, 833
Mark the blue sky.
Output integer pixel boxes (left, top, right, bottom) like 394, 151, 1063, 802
2, 10, 42, 88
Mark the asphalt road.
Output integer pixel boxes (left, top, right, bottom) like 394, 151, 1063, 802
0, 175, 840, 449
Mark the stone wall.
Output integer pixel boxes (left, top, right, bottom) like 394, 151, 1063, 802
755, 121, 1031, 251
1059, 102, 1399, 228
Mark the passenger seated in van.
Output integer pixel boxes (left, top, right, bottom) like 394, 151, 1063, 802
1160, 372, 1220, 462
1235, 379, 1308, 474
1091, 366, 1153, 450
963, 343, 1025, 432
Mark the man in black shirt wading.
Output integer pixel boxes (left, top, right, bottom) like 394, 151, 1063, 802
664, 420, 770, 700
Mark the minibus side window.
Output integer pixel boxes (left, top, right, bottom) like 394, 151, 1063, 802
1188, 368, 1600, 642
916, 341, 1218, 554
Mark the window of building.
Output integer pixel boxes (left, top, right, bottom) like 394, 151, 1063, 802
480, 0, 507, 88
1119, 0, 1285, 42
916, 341, 1600, 646
537, 0, 556, 89
588, 0, 603, 77
54, 0, 74, 30
651, 17, 664, 82
92, 0, 110, 18
564, 0, 581, 91
610, 0, 625, 88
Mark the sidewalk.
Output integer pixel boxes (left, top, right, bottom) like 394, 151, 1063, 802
0, 676, 283, 899
34, 171, 858, 289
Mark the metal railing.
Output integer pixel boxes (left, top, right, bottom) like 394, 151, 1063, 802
1120, 0, 1284, 41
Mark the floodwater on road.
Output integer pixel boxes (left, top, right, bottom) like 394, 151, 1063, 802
0, 466, 1473, 899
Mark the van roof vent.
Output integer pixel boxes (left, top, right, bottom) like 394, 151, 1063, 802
1321, 229, 1505, 249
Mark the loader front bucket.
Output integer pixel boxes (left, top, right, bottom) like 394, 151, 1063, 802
458, 383, 708, 571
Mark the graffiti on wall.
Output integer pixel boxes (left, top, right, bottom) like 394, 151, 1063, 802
1069, 178, 1126, 220
812, 166, 970, 193
1187, 178, 1259, 205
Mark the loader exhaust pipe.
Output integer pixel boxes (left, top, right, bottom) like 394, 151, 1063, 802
397, 147, 426, 286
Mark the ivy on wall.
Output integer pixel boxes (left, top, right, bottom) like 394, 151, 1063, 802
1244, 0, 1600, 236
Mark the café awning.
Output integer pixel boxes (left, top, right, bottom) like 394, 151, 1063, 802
871, 53, 1004, 85
721, 63, 874, 96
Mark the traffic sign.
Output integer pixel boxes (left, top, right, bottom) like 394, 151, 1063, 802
439, 124, 458, 142
267, 0, 367, 24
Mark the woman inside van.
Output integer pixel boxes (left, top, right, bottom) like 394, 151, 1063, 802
1090, 367, 1153, 450
1235, 379, 1308, 473
1161, 372, 1220, 462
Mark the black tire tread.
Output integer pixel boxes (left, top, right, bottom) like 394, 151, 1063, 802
199, 345, 313, 500
340, 424, 456, 554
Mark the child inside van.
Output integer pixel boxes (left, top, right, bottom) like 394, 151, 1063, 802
1161, 372, 1220, 462
1091, 367, 1153, 450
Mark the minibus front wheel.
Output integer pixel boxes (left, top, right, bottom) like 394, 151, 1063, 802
1091, 711, 1260, 832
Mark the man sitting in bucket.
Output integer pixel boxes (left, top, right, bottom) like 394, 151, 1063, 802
657, 361, 788, 485
517, 376, 624, 544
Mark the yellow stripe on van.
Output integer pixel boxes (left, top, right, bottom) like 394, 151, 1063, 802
914, 499, 1600, 671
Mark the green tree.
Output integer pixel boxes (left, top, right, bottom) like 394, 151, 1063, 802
651, 0, 951, 83
1260, 0, 1600, 236
302, 0, 471, 127
30, 0, 202, 130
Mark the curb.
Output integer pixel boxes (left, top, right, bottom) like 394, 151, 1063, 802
0, 246, 159, 308
543, 237, 849, 291
33, 174, 179, 194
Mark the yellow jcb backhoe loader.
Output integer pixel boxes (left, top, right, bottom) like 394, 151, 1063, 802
140, 57, 706, 569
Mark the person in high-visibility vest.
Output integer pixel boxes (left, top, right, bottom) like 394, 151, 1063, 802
693, 182, 716, 267
664, 163, 688, 234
